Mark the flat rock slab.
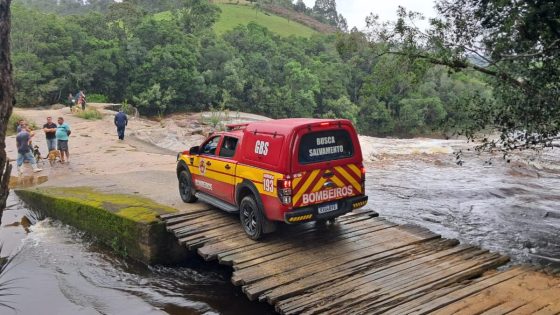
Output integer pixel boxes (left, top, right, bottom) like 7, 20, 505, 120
162, 208, 560, 314
16, 187, 188, 264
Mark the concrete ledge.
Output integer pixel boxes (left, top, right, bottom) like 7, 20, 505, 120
15, 187, 189, 265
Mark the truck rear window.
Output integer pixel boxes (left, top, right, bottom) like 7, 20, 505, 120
298, 129, 354, 164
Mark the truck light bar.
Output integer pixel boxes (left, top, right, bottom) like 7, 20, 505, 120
226, 123, 249, 131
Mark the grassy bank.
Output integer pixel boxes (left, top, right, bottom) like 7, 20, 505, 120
15, 187, 188, 264
214, 4, 316, 37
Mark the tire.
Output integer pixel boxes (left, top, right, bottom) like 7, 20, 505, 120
316, 217, 336, 226
178, 170, 197, 203
239, 195, 265, 240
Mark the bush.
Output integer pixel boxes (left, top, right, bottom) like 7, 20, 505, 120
87, 93, 108, 103
76, 108, 103, 120
7, 113, 38, 136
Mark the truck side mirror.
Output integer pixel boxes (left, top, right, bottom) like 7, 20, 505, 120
189, 146, 200, 155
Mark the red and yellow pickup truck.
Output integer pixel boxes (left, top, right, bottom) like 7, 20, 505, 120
176, 118, 368, 239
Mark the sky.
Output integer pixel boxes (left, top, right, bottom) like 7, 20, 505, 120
302, 0, 437, 30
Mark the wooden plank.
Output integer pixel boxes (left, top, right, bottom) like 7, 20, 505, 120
206, 219, 396, 267
271, 246, 487, 310
226, 220, 397, 269
399, 267, 528, 315
162, 208, 220, 224
508, 302, 560, 315
247, 239, 459, 301
278, 252, 508, 314
232, 225, 436, 286
481, 300, 530, 315
343, 253, 509, 314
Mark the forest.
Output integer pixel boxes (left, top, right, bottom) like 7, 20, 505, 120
7, 0, 506, 137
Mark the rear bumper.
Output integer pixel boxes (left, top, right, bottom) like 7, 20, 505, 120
284, 195, 368, 224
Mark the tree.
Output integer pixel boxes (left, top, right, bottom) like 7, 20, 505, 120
313, 0, 338, 25
133, 83, 175, 116
0, 0, 14, 219
294, 0, 307, 13
368, 0, 560, 151
177, 0, 221, 34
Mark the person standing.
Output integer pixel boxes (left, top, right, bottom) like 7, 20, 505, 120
56, 117, 71, 163
114, 109, 128, 140
79, 90, 86, 111
75, 91, 81, 109
67, 93, 75, 112
16, 119, 24, 133
43, 116, 57, 152
16, 126, 42, 175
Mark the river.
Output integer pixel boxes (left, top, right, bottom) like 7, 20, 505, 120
365, 138, 560, 268
0, 193, 274, 315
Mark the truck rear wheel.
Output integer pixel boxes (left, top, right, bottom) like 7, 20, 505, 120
178, 170, 197, 203
240, 195, 266, 240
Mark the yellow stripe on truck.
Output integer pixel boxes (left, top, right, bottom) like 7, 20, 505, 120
347, 163, 362, 178
330, 175, 346, 189
293, 169, 320, 204
235, 164, 282, 197
336, 166, 362, 194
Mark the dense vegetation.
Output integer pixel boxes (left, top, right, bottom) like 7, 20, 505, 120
369, 1, 560, 149
10, 0, 494, 137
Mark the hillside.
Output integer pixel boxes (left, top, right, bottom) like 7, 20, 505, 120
214, 3, 317, 37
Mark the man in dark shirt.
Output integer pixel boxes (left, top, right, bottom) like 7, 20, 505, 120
16, 127, 42, 175
43, 116, 58, 152
114, 109, 128, 140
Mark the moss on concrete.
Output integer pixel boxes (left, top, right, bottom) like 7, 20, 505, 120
15, 187, 189, 265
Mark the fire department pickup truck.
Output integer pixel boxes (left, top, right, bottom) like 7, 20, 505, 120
176, 118, 368, 239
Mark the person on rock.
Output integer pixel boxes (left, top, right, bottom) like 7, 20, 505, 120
114, 109, 128, 140
15, 124, 42, 175
56, 117, 71, 163
43, 116, 58, 152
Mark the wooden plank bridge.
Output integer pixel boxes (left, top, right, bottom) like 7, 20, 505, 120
159, 208, 560, 314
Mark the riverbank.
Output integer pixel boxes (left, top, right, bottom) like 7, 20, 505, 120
15, 186, 188, 264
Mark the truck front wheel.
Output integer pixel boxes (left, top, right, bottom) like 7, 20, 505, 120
178, 170, 197, 203
240, 195, 265, 240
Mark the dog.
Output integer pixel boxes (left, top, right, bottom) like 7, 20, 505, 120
33, 145, 43, 163
47, 150, 61, 166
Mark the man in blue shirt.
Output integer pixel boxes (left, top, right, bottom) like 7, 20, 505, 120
56, 117, 71, 163
16, 126, 42, 175
114, 109, 128, 140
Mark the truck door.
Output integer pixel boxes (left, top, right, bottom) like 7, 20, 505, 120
193, 135, 221, 195
212, 136, 239, 203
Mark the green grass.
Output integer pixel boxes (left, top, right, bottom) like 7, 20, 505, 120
154, 4, 317, 37
75, 108, 103, 120
214, 4, 316, 37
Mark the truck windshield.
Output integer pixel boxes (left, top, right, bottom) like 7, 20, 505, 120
298, 129, 353, 164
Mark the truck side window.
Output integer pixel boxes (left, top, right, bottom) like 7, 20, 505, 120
219, 136, 238, 158
201, 136, 220, 156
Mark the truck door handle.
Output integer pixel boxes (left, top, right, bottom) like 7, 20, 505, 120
225, 164, 231, 170
323, 171, 334, 178
206, 161, 211, 166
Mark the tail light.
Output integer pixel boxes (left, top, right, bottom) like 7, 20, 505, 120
360, 165, 366, 187
277, 178, 292, 205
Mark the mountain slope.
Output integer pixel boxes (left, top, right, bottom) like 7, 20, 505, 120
214, 3, 317, 37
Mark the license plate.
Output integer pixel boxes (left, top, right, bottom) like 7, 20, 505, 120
318, 202, 338, 214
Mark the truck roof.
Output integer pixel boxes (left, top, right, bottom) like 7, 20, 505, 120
243, 118, 348, 135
